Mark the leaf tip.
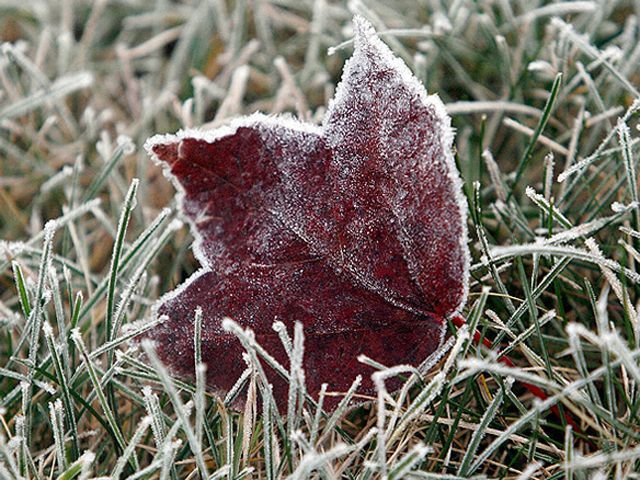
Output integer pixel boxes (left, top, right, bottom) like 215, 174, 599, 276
352, 14, 377, 49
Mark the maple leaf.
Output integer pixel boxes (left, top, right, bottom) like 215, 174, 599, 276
144, 16, 469, 410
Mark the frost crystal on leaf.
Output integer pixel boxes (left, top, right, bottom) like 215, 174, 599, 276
144, 15, 469, 411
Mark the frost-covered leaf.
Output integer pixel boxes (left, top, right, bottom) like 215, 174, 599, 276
144, 16, 469, 410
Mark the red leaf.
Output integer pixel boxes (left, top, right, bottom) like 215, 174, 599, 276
144, 16, 469, 410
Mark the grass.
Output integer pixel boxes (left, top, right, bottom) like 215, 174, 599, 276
1, 0, 640, 478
